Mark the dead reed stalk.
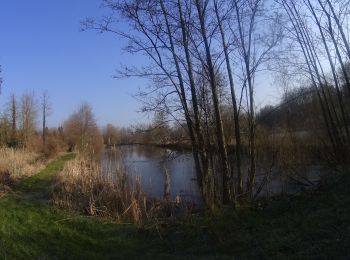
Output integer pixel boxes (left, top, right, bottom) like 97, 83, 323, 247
0, 147, 44, 184
51, 156, 150, 222
51, 155, 191, 223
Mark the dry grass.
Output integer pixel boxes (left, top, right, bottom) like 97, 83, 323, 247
0, 147, 45, 196
51, 156, 186, 223
0, 147, 44, 182
51, 156, 152, 222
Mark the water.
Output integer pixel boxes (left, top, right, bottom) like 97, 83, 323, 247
101, 145, 202, 204
101, 144, 322, 204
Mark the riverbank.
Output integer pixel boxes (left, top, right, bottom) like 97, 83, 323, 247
0, 153, 349, 258
109, 142, 193, 152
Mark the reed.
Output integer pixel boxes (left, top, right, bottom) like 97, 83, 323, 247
51, 156, 151, 222
0, 147, 43, 184
51, 154, 190, 223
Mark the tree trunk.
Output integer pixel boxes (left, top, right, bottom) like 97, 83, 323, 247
195, 0, 231, 204
214, 0, 242, 197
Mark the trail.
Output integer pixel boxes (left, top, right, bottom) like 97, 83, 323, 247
14, 153, 74, 203
1, 152, 345, 259
0, 153, 153, 260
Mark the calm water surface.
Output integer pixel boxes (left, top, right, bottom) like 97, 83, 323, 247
101, 145, 202, 204
101, 145, 322, 204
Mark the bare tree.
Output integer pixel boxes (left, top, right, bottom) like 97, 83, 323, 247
64, 103, 103, 156
83, 0, 282, 204
0, 66, 3, 94
0, 116, 10, 146
103, 124, 120, 145
324, 0, 350, 61
277, 0, 350, 165
9, 93, 17, 147
41, 91, 52, 147
229, 0, 282, 196
213, 0, 243, 195
194, 0, 232, 203
82, 0, 213, 201
19, 92, 37, 148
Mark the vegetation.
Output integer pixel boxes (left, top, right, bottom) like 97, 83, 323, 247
0, 147, 44, 192
0, 91, 67, 157
52, 155, 148, 221
83, 0, 350, 207
0, 153, 350, 259
63, 103, 103, 156
0, 154, 150, 260
1, 0, 350, 258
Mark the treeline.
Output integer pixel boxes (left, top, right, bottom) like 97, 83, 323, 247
102, 112, 188, 146
258, 74, 350, 133
84, 0, 350, 207
0, 92, 65, 156
0, 92, 104, 158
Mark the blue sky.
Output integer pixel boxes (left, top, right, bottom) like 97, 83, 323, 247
0, 0, 279, 128
0, 0, 150, 128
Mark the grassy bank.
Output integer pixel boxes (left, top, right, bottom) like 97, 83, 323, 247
0, 153, 349, 259
0, 154, 151, 259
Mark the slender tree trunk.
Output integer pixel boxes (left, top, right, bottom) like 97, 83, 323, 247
195, 0, 231, 203
159, 0, 204, 194
177, 0, 210, 190
317, 0, 350, 95
307, 0, 350, 144
325, 0, 350, 61
282, 0, 343, 160
42, 105, 46, 147
10, 94, 17, 146
214, 0, 242, 197
233, 0, 257, 196
292, 1, 345, 152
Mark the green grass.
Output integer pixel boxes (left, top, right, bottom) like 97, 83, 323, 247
1, 154, 350, 259
0, 154, 153, 260
15, 154, 75, 194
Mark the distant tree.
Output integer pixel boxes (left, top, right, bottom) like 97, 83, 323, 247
257, 86, 320, 130
8, 93, 18, 147
64, 103, 103, 156
19, 92, 37, 148
0, 115, 10, 146
257, 105, 277, 129
151, 111, 170, 144
0, 93, 19, 147
41, 91, 52, 147
0, 66, 3, 94
339, 62, 350, 96
103, 124, 120, 145
277, 0, 350, 164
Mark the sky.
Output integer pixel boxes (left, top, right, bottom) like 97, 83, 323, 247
0, 0, 279, 128
0, 0, 151, 128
